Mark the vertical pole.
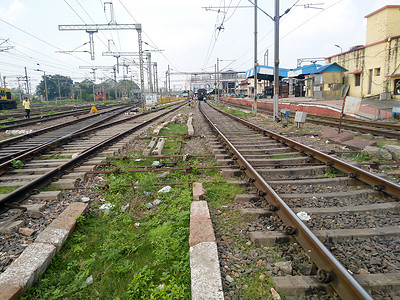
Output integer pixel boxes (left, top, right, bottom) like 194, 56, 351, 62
93, 83, 96, 101
88, 31, 96, 60
215, 64, 217, 100
137, 26, 145, 109
114, 66, 117, 100
217, 58, 220, 102
153, 62, 158, 94
147, 53, 153, 93
24, 67, 30, 99
254, 0, 258, 114
3, 76, 6, 88
273, 0, 280, 120
57, 79, 61, 104
44, 71, 48, 102
168, 65, 171, 94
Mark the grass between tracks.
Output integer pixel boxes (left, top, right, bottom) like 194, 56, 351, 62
23, 120, 284, 299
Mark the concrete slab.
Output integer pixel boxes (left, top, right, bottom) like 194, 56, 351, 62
341, 136, 377, 150
221, 168, 242, 178
143, 137, 158, 156
0, 243, 56, 294
189, 216, 216, 247
49, 202, 88, 234
21, 203, 46, 212
272, 275, 328, 295
217, 159, 234, 166
63, 172, 86, 180
0, 220, 25, 234
235, 194, 261, 203
190, 201, 211, 218
152, 138, 165, 155
30, 191, 61, 201
49, 178, 77, 189
35, 227, 70, 250
190, 242, 224, 300
192, 182, 206, 201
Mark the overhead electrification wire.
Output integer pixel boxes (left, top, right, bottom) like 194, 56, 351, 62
0, 18, 94, 68
235, 0, 344, 70
117, 0, 180, 72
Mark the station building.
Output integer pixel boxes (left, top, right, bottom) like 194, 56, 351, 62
325, 5, 400, 100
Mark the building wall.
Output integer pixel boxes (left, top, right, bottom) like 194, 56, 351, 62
326, 6, 400, 100
366, 6, 400, 44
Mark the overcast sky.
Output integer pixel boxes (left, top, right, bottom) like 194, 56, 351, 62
0, 0, 399, 91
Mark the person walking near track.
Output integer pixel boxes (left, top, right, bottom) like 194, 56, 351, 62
22, 97, 31, 119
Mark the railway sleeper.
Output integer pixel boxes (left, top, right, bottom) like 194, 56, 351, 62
246, 157, 317, 167
241, 202, 400, 219
268, 177, 359, 189
255, 165, 328, 177
279, 189, 379, 201
250, 226, 400, 247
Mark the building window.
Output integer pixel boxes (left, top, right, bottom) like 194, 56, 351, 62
355, 74, 361, 86
394, 79, 400, 95
374, 68, 381, 76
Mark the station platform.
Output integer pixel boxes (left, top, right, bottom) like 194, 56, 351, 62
222, 97, 400, 121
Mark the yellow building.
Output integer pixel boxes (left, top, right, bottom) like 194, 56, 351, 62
326, 5, 400, 100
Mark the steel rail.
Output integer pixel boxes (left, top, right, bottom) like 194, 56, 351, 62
0, 106, 133, 165
0, 105, 129, 149
199, 102, 373, 300
0, 102, 186, 211
211, 103, 400, 197
0, 104, 180, 172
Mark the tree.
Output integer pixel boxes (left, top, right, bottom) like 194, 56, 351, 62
36, 74, 73, 100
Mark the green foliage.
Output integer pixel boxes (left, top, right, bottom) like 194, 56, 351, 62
0, 185, 21, 194
11, 159, 24, 169
342, 152, 370, 162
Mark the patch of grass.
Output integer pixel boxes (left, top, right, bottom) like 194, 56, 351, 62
342, 152, 370, 162
24, 175, 192, 299
321, 168, 345, 178
214, 103, 251, 118
0, 185, 21, 193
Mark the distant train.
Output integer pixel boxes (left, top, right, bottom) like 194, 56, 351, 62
0, 88, 17, 110
197, 89, 207, 101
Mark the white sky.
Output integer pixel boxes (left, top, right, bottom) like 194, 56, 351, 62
0, 0, 399, 91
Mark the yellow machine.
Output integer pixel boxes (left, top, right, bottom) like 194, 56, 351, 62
0, 88, 17, 110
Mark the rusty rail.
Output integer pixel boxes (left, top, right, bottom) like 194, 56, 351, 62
200, 102, 373, 300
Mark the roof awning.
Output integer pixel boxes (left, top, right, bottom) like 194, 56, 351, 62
385, 73, 400, 78
349, 70, 362, 74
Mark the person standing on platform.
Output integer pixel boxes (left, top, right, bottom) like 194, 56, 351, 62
22, 97, 31, 119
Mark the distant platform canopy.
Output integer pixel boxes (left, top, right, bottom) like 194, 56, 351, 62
245, 64, 322, 80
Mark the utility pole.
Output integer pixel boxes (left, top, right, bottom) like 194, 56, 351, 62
43, 72, 48, 102
113, 66, 118, 100
167, 65, 171, 95
214, 64, 217, 99
153, 62, 158, 94
3, 76, 6, 88
217, 58, 220, 102
57, 79, 61, 104
273, 0, 280, 120
253, 0, 258, 114
24, 67, 30, 99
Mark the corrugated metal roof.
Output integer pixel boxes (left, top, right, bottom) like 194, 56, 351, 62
314, 62, 347, 74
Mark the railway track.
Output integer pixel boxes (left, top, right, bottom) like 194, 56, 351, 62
218, 98, 400, 139
0, 103, 117, 131
0, 101, 186, 278
199, 101, 400, 299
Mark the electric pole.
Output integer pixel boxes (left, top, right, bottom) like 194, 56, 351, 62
254, 0, 258, 114
217, 58, 220, 102
273, 0, 279, 120
24, 67, 30, 99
